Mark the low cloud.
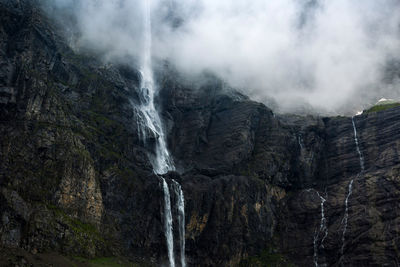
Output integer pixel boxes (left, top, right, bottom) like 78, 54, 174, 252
44, 0, 400, 114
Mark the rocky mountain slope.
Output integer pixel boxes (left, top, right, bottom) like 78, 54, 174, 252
0, 1, 399, 266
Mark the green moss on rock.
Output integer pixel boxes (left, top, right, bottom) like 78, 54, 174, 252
366, 103, 400, 113
240, 248, 294, 267
71, 256, 153, 267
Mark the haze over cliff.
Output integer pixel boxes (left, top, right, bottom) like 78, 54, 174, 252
44, 0, 400, 114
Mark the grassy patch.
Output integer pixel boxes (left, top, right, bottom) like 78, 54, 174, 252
72, 256, 147, 267
366, 103, 400, 113
89, 257, 126, 267
240, 248, 294, 267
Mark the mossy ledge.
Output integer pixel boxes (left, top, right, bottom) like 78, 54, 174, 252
365, 102, 400, 113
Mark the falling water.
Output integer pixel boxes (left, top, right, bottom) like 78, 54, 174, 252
341, 179, 354, 256
162, 178, 175, 267
298, 134, 304, 150
173, 180, 186, 267
137, 1, 185, 266
317, 192, 328, 247
138, 0, 174, 174
341, 116, 364, 259
351, 116, 364, 172
308, 189, 328, 267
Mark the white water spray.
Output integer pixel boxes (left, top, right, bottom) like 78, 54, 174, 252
173, 180, 186, 267
137, 1, 186, 266
138, 0, 174, 174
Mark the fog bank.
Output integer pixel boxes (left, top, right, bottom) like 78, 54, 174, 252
44, 0, 400, 114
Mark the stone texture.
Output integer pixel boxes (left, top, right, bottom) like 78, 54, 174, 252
158, 67, 400, 266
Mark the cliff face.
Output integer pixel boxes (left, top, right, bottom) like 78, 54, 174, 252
159, 68, 400, 266
278, 112, 400, 266
0, 0, 163, 263
1, 1, 400, 266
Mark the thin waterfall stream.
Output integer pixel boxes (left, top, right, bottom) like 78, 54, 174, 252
306, 189, 328, 267
341, 116, 364, 260
352, 117, 365, 172
341, 179, 354, 256
173, 180, 186, 267
162, 178, 176, 267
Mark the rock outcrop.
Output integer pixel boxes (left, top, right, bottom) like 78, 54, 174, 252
0, 1, 399, 266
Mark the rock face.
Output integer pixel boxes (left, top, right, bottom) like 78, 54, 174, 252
0, 0, 162, 262
1, 1, 400, 266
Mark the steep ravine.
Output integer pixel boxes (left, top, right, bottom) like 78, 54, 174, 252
1, 1, 400, 266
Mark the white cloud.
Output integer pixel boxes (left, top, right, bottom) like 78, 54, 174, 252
45, 0, 400, 114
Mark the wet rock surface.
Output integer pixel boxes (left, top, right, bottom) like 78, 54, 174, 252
0, 1, 400, 266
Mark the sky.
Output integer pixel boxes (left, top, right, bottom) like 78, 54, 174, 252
44, 0, 400, 114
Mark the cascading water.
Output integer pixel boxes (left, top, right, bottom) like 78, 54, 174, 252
341, 179, 354, 256
307, 189, 328, 267
162, 178, 176, 267
316, 194, 327, 241
173, 180, 186, 267
137, 1, 185, 266
341, 116, 364, 259
138, 0, 174, 174
351, 116, 364, 172
298, 133, 304, 150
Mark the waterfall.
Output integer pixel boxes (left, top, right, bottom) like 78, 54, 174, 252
138, 0, 174, 174
317, 192, 328, 248
137, 1, 185, 266
298, 134, 304, 150
307, 189, 328, 267
173, 180, 186, 267
341, 116, 363, 259
160, 177, 187, 267
341, 179, 354, 256
351, 116, 364, 172
162, 178, 175, 267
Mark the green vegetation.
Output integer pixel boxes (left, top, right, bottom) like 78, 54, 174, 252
365, 102, 400, 113
47, 204, 104, 242
72, 256, 151, 267
240, 248, 294, 267
89, 257, 126, 267
90, 257, 152, 267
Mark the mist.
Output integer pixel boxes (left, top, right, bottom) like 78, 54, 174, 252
44, 0, 400, 115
